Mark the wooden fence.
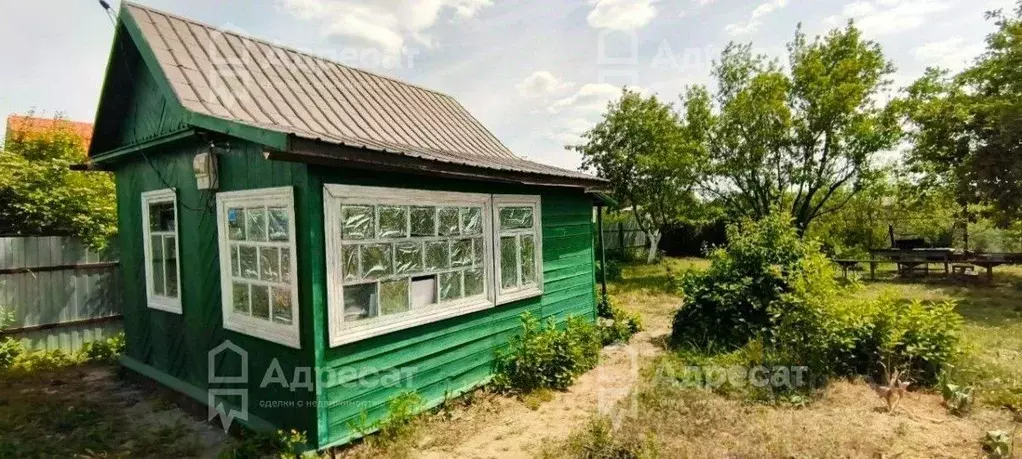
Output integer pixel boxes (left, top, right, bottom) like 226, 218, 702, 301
600, 221, 649, 255
0, 236, 122, 352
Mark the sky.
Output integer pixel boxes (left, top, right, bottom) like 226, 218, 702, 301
1, 0, 1016, 170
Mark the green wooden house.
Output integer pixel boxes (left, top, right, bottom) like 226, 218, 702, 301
85, 2, 608, 450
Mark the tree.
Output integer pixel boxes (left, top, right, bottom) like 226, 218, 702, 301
0, 115, 116, 249
901, 3, 1022, 226
571, 90, 701, 263
683, 23, 901, 233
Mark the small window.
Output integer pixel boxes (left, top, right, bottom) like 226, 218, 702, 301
216, 187, 300, 349
493, 195, 543, 305
142, 189, 181, 313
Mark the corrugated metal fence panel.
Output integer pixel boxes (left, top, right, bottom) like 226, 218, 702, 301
0, 236, 123, 352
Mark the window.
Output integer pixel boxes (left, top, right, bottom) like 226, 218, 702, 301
142, 189, 182, 313
324, 185, 495, 347
216, 187, 300, 348
493, 195, 543, 304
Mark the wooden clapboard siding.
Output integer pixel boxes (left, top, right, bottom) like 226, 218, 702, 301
114, 137, 318, 436
310, 168, 596, 448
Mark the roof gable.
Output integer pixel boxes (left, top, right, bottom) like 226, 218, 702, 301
90, 2, 603, 187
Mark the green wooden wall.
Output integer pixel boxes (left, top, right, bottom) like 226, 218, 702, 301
307, 169, 597, 448
114, 138, 318, 435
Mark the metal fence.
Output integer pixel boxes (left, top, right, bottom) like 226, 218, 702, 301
0, 236, 122, 352
601, 221, 649, 253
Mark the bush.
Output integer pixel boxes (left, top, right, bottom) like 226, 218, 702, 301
671, 214, 962, 390
79, 332, 125, 363
0, 337, 23, 368
218, 429, 309, 459
494, 313, 602, 393
596, 258, 623, 282
597, 295, 643, 345
1, 332, 126, 373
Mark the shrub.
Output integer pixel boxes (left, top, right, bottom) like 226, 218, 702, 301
79, 332, 125, 363
671, 214, 962, 391
218, 429, 309, 459
597, 258, 623, 282
597, 295, 643, 345
0, 337, 23, 368
493, 313, 602, 393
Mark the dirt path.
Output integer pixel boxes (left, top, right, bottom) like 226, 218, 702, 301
414, 327, 668, 459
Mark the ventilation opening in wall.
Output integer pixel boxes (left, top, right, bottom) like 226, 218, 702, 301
411, 275, 437, 309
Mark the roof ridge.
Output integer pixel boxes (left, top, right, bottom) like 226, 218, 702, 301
121, 1, 456, 100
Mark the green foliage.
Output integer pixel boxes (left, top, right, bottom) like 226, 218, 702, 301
548, 415, 656, 459
683, 23, 900, 232
572, 90, 704, 262
671, 214, 962, 390
939, 372, 975, 416
900, 4, 1022, 225
597, 257, 623, 283
0, 114, 116, 248
494, 313, 602, 393
218, 429, 310, 459
597, 295, 643, 345
982, 430, 1014, 459
0, 337, 24, 368
79, 332, 125, 363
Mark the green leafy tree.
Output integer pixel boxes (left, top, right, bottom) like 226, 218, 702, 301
901, 3, 1022, 226
0, 115, 116, 249
571, 90, 702, 263
683, 23, 901, 233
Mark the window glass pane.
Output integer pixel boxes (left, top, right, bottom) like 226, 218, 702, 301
394, 242, 422, 274
472, 238, 484, 266
425, 241, 449, 271
149, 201, 175, 231
361, 244, 392, 279
232, 282, 250, 315
246, 207, 267, 242
411, 276, 437, 308
380, 279, 410, 316
281, 248, 291, 283
378, 206, 407, 238
439, 271, 463, 302
461, 207, 482, 235
231, 246, 240, 277
438, 207, 460, 236
342, 245, 359, 282
165, 236, 178, 298
151, 235, 165, 296
344, 283, 377, 322
260, 247, 280, 282
342, 205, 375, 240
239, 245, 259, 280
499, 206, 533, 230
520, 235, 537, 286
451, 239, 472, 267
251, 285, 270, 319
268, 207, 289, 241
272, 287, 292, 325
464, 267, 484, 297
410, 207, 436, 237
500, 236, 518, 289
227, 208, 245, 240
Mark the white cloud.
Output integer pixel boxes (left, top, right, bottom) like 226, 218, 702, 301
276, 0, 492, 53
914, 36, 984, 70
547, 83, 628, 114
587, 0, 660, 31
724, 0, 790, 36
516, 71, 575, 98
824, 0, 953, 36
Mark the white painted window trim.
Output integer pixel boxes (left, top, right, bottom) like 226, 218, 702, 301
493, 194, 544, 306
216, 187, 301, 349
324, 184, 495, 347
141, 188, 182, 314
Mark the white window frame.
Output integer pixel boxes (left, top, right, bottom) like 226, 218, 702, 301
141, 188, 182, 314
493, 195, 544, 305
324, 184, 495, 347
216, 186, 301, 349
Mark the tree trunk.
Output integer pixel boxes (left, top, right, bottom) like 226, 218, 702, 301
646, 229, 662, 264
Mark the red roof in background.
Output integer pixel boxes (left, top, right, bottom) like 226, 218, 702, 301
5, 115, 94, 148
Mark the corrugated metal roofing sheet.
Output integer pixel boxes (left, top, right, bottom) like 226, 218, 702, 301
123, 3, 603, 185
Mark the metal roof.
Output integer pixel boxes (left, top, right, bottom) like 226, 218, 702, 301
122, 3, 604, 186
